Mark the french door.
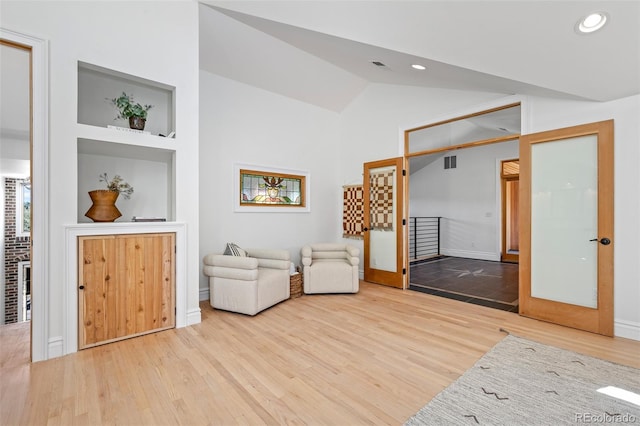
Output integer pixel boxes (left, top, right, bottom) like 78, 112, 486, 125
519, 120, 614, 336
363, 158, 405, 288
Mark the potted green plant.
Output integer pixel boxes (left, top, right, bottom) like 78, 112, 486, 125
111, 92, 153, 130
85, 173, 134, 222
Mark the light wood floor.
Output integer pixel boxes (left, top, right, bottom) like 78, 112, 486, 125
2, 281, 639, 425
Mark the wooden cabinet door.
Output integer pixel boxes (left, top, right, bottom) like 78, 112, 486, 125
78, 233, 175, 349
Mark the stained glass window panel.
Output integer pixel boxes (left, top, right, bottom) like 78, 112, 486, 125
240, 170, 305, 207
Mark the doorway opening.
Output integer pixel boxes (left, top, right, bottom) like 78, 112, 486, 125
405, 102, 521, 312
501, 159, 519, 263
1, 39, 32, 353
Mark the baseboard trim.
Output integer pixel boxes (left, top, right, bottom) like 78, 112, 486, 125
440, 248, 500, 262
199, 287, 209, 301
187, 308, 201, 326
614, 319, 640, 341
48, 336, 64, 359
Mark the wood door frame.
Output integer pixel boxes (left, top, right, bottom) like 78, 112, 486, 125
404, 101, 523, 297
1, 31, 49, 362
519, 120, 614, 336
363, 157, 405, 288
501, 159, 520, 263
404, 102, 521, 157
0, 40, 32, 327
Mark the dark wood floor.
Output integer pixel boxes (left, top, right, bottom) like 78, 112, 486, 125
409, 256, 519, 312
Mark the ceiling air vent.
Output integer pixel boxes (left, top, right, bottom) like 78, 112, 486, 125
371, 61, 386, 67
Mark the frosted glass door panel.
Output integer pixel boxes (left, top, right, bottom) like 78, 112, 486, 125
530, 135, 598, 308
369, 166, 397, 272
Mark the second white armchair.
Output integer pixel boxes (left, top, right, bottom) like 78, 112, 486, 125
301, 243, 360, 294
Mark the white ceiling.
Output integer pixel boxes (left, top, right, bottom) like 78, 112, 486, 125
199, 0, 640, 112
2, 1, 638, 144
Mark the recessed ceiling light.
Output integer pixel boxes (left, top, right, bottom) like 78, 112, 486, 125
575, 12, 608, 34
411, 64, 426, 70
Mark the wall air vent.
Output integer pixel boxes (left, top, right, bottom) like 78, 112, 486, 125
371, 61, 386, 67
444, 155, 457, 169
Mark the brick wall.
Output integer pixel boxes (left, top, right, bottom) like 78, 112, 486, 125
4, 178, 31, 324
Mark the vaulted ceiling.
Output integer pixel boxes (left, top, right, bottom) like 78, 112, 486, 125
199, 1, 640, 112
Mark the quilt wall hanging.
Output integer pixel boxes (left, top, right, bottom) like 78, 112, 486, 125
342, 184, 364, 239
369, 170, 394, 231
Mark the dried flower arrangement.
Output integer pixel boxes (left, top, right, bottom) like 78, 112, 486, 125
99, 172, 134, 199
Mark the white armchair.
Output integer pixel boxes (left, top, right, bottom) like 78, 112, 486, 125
203, 248, 291, 315
301, 243, 360, 294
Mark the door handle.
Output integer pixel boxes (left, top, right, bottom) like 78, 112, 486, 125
589, 237, 611, 245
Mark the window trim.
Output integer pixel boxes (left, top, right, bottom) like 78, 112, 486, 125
16, 178, 31, 237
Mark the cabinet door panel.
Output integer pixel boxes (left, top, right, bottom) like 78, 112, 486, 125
79, 233, 175, 349
79, 235, 117, 347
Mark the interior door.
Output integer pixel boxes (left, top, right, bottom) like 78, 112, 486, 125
519, 120, 613, 336
363, 158, 404, 288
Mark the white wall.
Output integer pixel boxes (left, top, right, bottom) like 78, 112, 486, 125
197, 78, 508, 291
1, 0, 201, 360
337, 84, 509, 264
198, 71, 342, 296
410, 140, 519, 261
0, 42, 30, 137
77, 153, 170, 222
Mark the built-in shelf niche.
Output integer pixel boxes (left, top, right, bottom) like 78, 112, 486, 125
77, 61, 175, 137
77, 139, 175, 223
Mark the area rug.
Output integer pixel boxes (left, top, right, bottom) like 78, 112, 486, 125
405, 334, 640, 425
